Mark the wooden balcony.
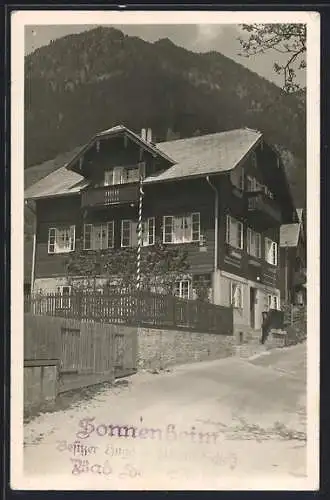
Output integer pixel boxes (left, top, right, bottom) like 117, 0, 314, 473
246, 191, 282, 227
81, 183, 140, 209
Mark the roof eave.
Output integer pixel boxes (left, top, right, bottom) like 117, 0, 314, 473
65, 127, 176, 174
24, 192, 81, 202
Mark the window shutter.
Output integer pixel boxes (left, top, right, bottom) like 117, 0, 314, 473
83, 224, 92, 250
107, 221, 114, 248
48, 228, 56, 254
121, 220, 131, 247
272, 242, 278, 265
238, 222, 243, 249
192, 213, 200, 241
183, 215, 192, 242
70, 226, 76, 251
163, 216, 173, 243
149, 217, 155, 245
142, 221, 148, 246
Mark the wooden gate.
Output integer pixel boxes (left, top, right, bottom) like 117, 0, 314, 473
60, 326, 81, 373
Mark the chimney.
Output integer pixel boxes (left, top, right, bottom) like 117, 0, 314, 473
141, 128, 146, 141
146, 128, 152, 143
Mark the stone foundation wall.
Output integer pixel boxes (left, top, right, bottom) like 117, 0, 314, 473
137, 327, 234, 371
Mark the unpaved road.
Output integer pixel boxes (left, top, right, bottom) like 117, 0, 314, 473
21, 344, 308, 490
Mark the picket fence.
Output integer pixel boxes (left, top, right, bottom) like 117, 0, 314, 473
24, 291, 233, 336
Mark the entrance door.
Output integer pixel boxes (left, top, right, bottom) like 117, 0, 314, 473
250, 287, 256, 328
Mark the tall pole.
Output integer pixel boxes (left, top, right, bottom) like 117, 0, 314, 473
137, 176, 144, 291
285, 245, 288, 304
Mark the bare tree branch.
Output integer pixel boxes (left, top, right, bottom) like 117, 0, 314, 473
238, 23, 306, 93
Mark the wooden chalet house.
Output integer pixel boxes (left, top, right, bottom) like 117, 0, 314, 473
279, 209, 307, 305
24, 125, 297, 333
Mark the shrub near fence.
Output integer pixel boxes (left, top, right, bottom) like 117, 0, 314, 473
24, 291, 233, 335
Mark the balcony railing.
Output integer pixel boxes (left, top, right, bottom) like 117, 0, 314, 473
81, 183, 140, 208
247, 191, 282, 225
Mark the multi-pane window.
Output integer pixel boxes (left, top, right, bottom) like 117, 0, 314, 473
247, 175, 274, 199
104, 163, 146, 186
231, 282, 243, 309
162, 213, 200, 244
247, 228, 262, 258
142, 218, 155, 246
246, 176, 263, 192
48, 226, 75, 254
226, 215, 243, 249
265, 238, 278, 266
83, 222, 114, 250
268, 294, 279, 310
121, 220, 138, 248
121, 218, 155, 248
174, 280, 190, 299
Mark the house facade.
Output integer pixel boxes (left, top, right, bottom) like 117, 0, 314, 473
24, 125, 297, 332
279, 213, 307, 305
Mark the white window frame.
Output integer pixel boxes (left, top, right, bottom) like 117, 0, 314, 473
104, 163, 146, 187
174, 280, 191, 300
230, 282, 243, 309
83, 222, 114, 251
226, 215, 243, 250
142, 217, 155, 247
246, 176, 263, 193
268, 294, 280, 311
265, 237, 278, 266
121, 220, 136, 248
162, 213, 200, 244
121, 219, 154, 248
247, 228, 262, 258
48, 226, 75, 254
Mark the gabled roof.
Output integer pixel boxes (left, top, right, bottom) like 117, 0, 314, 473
280, 223, 301, 247
24, 127, 262, 200
65, 124, 175, 173
146, 128, 262, 183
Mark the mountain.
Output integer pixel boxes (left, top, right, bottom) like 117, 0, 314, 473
24, 27, 306, 208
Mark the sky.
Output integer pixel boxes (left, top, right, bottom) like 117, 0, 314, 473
24, 24, 306, 89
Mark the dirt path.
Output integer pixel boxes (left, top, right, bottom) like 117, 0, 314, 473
22, 346, 308, 489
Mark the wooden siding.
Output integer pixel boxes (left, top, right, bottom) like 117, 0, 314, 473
217, 173, 281, 289
34, 179, 216, 279
33, 142, 286, 290
73, 135, 164, 183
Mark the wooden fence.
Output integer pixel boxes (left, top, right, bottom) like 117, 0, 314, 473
24, 314, 137, 393
24, 291, 233, 336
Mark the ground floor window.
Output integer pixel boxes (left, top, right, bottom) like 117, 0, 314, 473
56, 285, 72, 309
174, 280, 191, 299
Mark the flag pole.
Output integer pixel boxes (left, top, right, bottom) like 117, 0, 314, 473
137, 174, 144, 291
